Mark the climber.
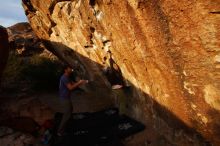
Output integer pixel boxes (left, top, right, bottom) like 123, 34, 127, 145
57, 65, 88, 136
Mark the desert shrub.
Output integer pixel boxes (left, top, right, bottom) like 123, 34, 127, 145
2, 51, 62, 92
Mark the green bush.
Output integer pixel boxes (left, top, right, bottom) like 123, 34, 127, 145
2, 52, 23, 81
2, 51, 62, 92
2, 52, 25, 91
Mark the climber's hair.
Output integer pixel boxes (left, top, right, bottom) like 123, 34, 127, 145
62, 64, 72, 72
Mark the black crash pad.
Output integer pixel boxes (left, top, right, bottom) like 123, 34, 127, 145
51, 108, 145, 146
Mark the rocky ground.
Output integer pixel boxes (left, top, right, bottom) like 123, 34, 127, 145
0, 89, 187, 146
1, 91, 206, 146
0, 89, 116, 146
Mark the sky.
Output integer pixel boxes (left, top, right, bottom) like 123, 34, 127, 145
0, 0, 27, 27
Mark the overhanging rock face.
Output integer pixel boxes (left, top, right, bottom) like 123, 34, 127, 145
22, 0, 220, 145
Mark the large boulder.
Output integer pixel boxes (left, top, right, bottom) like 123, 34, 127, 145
22, 0, 220, 145
0, 26, 9, 86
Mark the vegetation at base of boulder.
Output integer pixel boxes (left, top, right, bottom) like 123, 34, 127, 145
2, 51, 62, 92
2, 52, 24, 85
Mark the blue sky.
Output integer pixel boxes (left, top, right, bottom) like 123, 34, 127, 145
0, 0, 27, 27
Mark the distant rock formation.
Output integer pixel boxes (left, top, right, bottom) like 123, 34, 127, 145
0, 26, 9, 86
22, 0, 220, 145
7, 22, 48, 57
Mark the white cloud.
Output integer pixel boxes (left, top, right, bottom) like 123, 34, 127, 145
0, 0, 27, 27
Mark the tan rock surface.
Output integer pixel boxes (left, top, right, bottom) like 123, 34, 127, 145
22, 0, 220, 145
